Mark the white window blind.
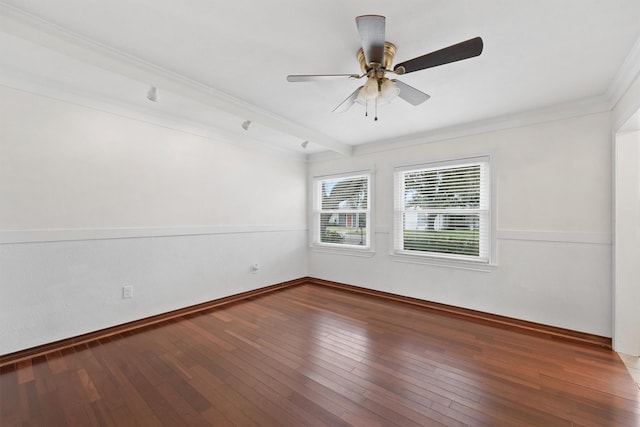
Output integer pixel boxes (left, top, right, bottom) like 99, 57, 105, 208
313, 173, 370, 248
394, 157, 490, 262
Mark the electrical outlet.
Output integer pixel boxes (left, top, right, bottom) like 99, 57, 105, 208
122, 285, 133, 299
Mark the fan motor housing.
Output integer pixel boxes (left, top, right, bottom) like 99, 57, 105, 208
357, 41, 397, 73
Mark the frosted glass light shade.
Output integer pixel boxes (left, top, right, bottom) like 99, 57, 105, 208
380, 79, 399, 102
359, 77, 379, 101
356, 78, 399, 107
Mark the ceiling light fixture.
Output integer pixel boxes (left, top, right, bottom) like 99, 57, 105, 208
146, 86, 159, 102
241, 120, 251, 131
355, 76, 399, 121
287, 15, 482, 120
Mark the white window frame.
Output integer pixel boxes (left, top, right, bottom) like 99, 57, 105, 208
311, 171, 373, 255
393, 156, 493, 268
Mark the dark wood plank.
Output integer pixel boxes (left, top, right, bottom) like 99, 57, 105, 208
2, 283, 638, 426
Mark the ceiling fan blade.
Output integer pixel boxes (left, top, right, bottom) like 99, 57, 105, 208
287, 74, 360, 82
333, 86, 362, 113
356, 15, 386, 66
392, 80, 430, 106
394, 37, 483, 75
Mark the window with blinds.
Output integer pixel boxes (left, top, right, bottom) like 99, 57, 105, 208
313, 173, 370, 248
394, 157, 490, 262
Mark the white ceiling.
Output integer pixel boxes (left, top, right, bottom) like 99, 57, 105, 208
1, 1, 639, 156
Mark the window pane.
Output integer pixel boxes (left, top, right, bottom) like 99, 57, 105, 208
404, 165, 480, 210
314, 173, 371, 249
395, 158, 489, 261
403, 213, 479, 255
320, 213, 367, 246
321, 176, 368, 211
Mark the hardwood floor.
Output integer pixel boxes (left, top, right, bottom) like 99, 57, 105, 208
1, 284, 639, 426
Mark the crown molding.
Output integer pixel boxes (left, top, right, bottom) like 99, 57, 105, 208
0, 3, 352, 157
308, 95, 610, 162
607, 34, 640, 110
3, 2, 637, 161
309, 34, 640, 162
0, 74, 307, 162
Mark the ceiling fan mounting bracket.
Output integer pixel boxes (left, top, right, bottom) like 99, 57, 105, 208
357, 41, 397, 73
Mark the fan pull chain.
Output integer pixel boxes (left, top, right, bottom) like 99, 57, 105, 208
375, 97, 378, 121
363, 99, 380, 121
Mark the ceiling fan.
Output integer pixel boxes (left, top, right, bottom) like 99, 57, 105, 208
287, 15, 483, 120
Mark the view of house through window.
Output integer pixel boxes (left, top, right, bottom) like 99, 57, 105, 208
394, 157, 490, 262
313, 173, 370, 248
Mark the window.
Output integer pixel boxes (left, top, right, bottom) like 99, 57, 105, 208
313, 172, 371, 249
394, 157, 490, 263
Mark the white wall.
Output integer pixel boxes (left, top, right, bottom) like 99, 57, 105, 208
0, 86, 307, 354
0, 82, 622, 353
614, 128, 640, 355
612, 74, 640, 356
308, 112, 613, 336
612, 71, 640, 355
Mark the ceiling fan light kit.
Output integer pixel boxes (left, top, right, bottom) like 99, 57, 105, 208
287, 14, 483, 121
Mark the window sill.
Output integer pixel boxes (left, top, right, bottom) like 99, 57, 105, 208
390, 252, 497, 272
311, 244, 376, 258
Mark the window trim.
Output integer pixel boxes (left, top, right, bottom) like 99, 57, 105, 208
392, 155, 494, 267
311, 170, 374, 255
